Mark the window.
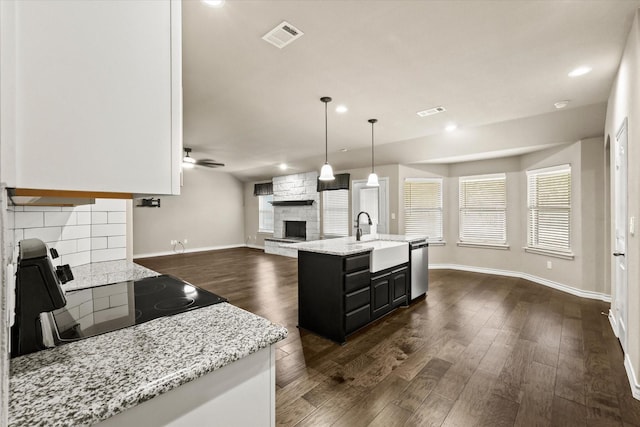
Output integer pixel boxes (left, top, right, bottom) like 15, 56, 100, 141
323, 190, 349, 237
527, 164, 572, 256
404, 178, 443, 242
258, 194, 274, 232
458, 173, 507, 245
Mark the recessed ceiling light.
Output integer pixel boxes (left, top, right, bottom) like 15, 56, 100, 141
202, 0, 225, 7
568, 66, 592, 77
554, 100, 570, 109
445, 123, 458, 132
335, 105, 348, 114
279, 163, 288, 170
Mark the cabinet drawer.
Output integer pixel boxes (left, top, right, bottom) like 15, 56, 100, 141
344, 253, 370, 273
344, 269, 370, 293
345, 304, 371, 333
345, 287, 370, 312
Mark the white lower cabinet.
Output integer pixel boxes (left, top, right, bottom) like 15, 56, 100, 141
97, 346, 276, 427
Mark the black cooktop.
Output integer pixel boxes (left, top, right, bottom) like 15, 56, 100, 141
51, 275, 226, 343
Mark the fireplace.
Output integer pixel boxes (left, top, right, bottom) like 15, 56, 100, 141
284, 221, 306, 240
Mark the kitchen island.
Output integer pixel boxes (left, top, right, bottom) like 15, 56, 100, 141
9, 262, 287, 427
287, 235, 426, 343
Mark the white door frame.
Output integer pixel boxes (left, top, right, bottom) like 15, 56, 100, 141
612, 117, 628, 352
352, 178, 389, 235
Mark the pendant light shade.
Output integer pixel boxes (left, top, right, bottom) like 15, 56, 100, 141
318, 96, 335, 181
366, 119, 379, 187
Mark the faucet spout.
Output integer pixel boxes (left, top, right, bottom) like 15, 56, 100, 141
355, 211, 373, 241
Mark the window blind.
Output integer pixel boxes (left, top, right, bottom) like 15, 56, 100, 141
527, 164, 571, 252
458, 173, 506, 244
253, 182, 273, 196
258, 194, 274, 232
323, 189, 349, 236
404, 178, 443, 241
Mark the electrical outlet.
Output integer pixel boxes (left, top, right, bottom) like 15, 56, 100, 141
183, 239, 188, 244
547, 260, 552, 269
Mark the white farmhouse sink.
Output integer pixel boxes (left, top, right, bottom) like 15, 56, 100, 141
364, 240, 409, 273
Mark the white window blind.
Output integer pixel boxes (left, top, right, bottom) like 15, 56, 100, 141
404, 178, 443, 241
527, 164, 571, 253
323, 189, 349, 237
458, 173, 507, 244
258, 194, 274, 232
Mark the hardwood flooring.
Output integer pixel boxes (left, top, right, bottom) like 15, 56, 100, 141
136, 247, 640, 426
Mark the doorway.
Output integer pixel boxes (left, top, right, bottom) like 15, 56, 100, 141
352, 178, 389, 235
613, 117, 628, 352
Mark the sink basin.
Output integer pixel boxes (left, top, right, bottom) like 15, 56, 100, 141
365, 240, 409, 273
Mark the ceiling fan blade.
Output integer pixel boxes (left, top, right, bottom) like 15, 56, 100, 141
196, 159, 225, 168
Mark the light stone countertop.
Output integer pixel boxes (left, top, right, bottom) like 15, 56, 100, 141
64, 259, 158, 291
9, 260, 288, 426
283, 234, 427, 256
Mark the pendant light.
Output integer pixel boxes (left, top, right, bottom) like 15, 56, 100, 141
319, 96, 335, 181
366, 119, 379, 187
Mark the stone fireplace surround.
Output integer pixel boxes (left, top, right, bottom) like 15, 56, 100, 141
264, 171, 320, 257
272, 171, 320, 241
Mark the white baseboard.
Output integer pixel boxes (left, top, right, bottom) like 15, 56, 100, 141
134, 243, 248, 259
608, 309, 619, 337
246, 244, 265, 250
625, 354, 640, 400
429, 263, 611, 302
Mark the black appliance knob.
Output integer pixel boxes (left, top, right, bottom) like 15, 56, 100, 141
56, 264, 74, 284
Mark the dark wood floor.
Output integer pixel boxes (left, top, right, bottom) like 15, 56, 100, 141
136, 247, 640, 426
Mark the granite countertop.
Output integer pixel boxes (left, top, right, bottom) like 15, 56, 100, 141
9, 260, 288, 426
64, 260, 158, 291
284, 234, 427, 256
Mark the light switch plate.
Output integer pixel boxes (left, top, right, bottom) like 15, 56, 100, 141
630, 216, 635, 236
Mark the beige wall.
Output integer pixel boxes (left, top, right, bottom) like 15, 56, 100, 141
133, 168, 245, 257
605, 9, 640, 394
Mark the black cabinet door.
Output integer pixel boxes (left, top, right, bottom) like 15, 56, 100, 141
391, 267, 408, 306
371, 274, 392, 318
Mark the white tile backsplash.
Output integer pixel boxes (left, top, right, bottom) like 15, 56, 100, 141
10, 198, 128, 267
91, 212, 108, 224
44, 212, 76, 227
61, 225, 91, 240
76, 212, 92, 225
24, 227, 62, 242
108, 235, 126, 249
107, 211, 126, 224
15, 211, 44, 228
92, 223, 126, 238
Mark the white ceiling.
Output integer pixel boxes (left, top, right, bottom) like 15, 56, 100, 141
181, 0, 640, 181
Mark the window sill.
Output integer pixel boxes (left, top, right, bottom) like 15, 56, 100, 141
524, 247, 575, 260
427, 241, 446, 246
258, 230, 274, 234
457, 242, 510, 250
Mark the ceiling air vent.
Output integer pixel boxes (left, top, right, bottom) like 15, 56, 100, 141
262, 21, 304, 49
417, 106, 446, 117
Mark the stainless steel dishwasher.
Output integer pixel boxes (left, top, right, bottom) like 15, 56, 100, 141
410, 240, 429, 301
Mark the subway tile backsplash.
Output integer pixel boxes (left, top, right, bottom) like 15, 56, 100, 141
11, 199, 128, 267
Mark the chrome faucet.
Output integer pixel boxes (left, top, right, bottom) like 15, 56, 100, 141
355, 211, 373, 241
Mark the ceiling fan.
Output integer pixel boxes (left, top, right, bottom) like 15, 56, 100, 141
183, 147, 225, 168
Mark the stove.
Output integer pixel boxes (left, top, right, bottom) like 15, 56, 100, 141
49, 275, 226, 343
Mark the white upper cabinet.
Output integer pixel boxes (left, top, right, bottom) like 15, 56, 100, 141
1, 0, 182, 195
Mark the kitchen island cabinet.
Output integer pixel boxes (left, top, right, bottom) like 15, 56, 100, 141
293, 235, 420, 343
0, 0, 182, 195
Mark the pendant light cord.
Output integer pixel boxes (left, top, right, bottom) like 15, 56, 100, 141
371, 121, 375, 173
325, 100, 329, 163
